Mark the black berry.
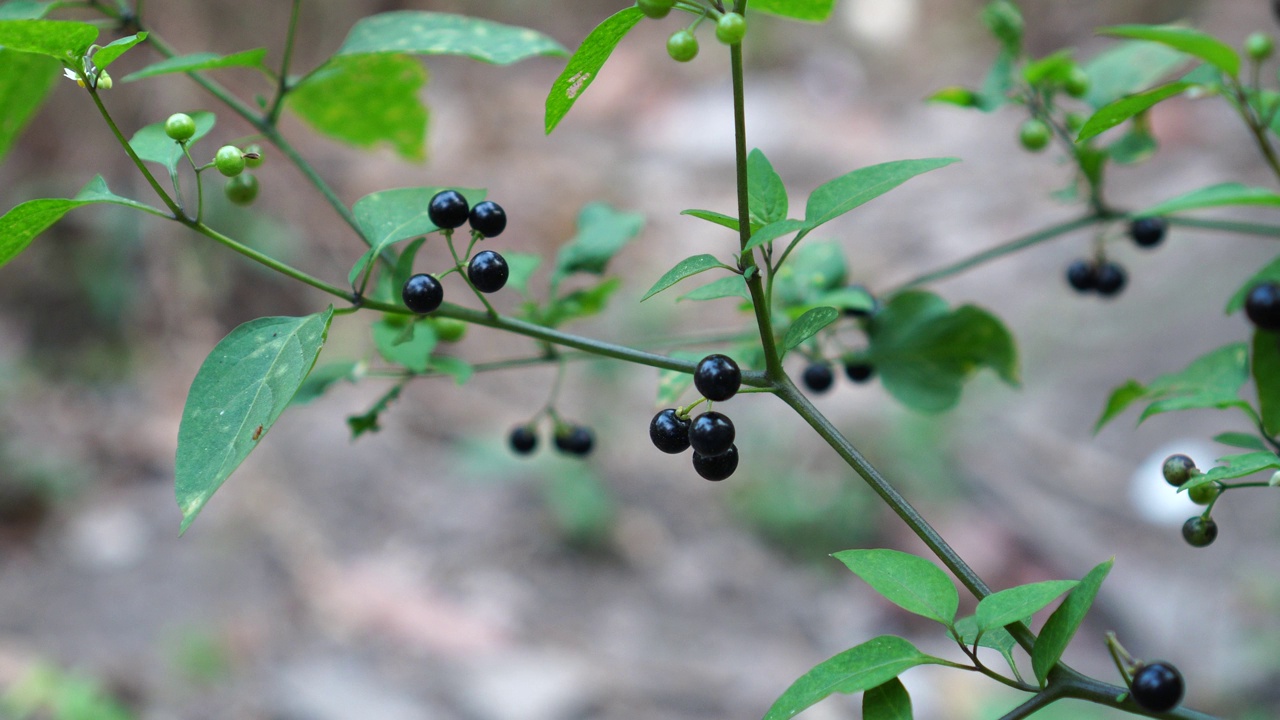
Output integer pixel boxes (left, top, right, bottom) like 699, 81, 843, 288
1245, 281, 1280, 331
1129, 661, 1184, 713
1066, 259, 1097, 292
1129, 217, 1167, 248
1161, 454, 1196, 487
467, 250, 509, 293
1181, 516, 1218, 548
554, 425, 594, 456
802, 363, 835, 393
650, 408, 691, 454
844, 362, 875, 383
402, 273, 443, 314
693, 445, 738, 481
428, 190, 469, 229
509, 426, 537, 455
469, 201, 507, 238
1094, 262, 1126, 297
694, 354, 741, 401
688, 411, 734, 456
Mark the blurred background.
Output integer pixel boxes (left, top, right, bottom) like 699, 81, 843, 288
1, 0, 1279, 718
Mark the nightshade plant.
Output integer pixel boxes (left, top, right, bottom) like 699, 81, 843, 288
6, 0, 1280, 716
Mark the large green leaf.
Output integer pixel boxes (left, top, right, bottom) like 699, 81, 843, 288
833, 549, 959, 626
1136, 183, 1280, 216
748, 148, 788, 226
288, 53, 428, 161
336, 11, 567, 64
862, 678, 911, 720
121, 48, 268, 83
641, 254, 729, 301
751, 0, 835, 22
1095, 342, 1251, 431
545, 7, 643, 134
975, 580, 1077, 634
763, 636, 944, 720
0, 19, 96, 59
552, 202, 644, 280
0, 175, 165, 269
804, 158, 959, 232
782, 307, 839, 356
175, 308, 334, 533
1254, 330, 1280, 436
1083, 40, 1189, 109
0, 48, 58, 163
1075, 81, 1190, 143
1099, 24, 1239, 79
129, 110, 216, 175
1031, 559, 1113, 686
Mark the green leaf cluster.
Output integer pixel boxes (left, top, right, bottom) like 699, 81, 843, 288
1095, 342, 1252, 432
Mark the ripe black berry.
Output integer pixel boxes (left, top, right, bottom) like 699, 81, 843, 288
1129, 661, 1184, 713
468, 201, 507, 238
428, 190, 469, 229
402, 273, 443, 314
1181, 516, 1218, 548
1161, 454, 1196, 487
1094, 262, 1126, 297
1066, 259, 1097, 292
554, 425, 594, 456
650, 408, 691, 454
509, 426, 537, 455
1245, 281, 1280, 331
844, 362, 875, 383
693, 445, 738, 481
688, 411, 734, 456
1129, 217, 1167, 248
802, 363, 834, 393
694, 354, 741, 402
468, 250, 509, 293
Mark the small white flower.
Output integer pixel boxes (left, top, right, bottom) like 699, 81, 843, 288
62, 67, 86, 88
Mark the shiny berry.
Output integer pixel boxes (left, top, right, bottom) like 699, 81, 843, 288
637, 0, 674, 19
509, 426, 537, 455
1162, 454, 1196, 487
694, 354, 740, 401
650, 408, 691, 454
554, 425, 594, 456
164, 112, 196, 142
844, 362, 875, 383
1066, 259, 1097, 292
802, 363, 834, 393
688, 411, 734, 456
468, 201, 507, 238
1187, 482, 1220, 506
693, 445, 738, 481
667, 29, 699, 62
402, 273, 443, 314
1094, 262, 1126, 297
1129, 217, 1167, 248
467, 250, 509, 293
224, 173, 259, 206
214, 145, 245, 177
428, 190, 469, 229
715, 12, 747, 45
1129, 661, 1184, 713
1019, 119, 1051, 152
1182, 516, 1217, 547
1245, 281, 1280, 331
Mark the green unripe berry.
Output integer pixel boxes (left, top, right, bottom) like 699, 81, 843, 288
1187, 481, 1220, 506
214, 145, 246, 177
1247, 32, 1275, 61
667, 29, 699, 63
1064, 67, 1090, 98
637, 0, 674, 19
1019, 119, 1051, 152
1162, 454, 1197, 487
1064, 112, 1086, 133
430, 317, 467, 343
243, 143, 264, 168
716, 13, 747, 45
164, 113, 196, 142
224, 173, 259, 205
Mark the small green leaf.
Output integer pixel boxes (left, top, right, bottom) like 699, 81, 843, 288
1094, 379, 1148, 432
426, 356, 473, 385
349, 186, 485, 280
0, 48, 59, 163
975, 580, 1077, 634
121, 48, 267, 82
816, 285, 877, 315
977, 48, 1016, 111
833, 549, 959, 626
291, 361, 361, 406
1023, 49, 1075, 85
91, 31, 146, 70
1136, 182, 1280, 216
0, 19, 96, 59
1096, 343, 1250, 430
641, 254, 728, 301
130, 110, 216, 175
748, 148, 788, 226
504, 251, 542, 296
1253, 330, 1280, 436
545, 7, 643, 134
1107, 125, 1158, 165
926, 86, 981, 108
783, 307, 839, 356
981, 0, 1023, 54
950, 616, 1019, 672
176, 308, 334, 532
862, 678, 911, 720
656, 350, 702, 406
681, 208, 740, 232
1075, 82, 1190, 143
804, 158, 959, 232
1084, 40, 1190, 109
763, 636, 944, 720
552, 203, 644, 280
0, 1, 55, 20
742, 218, 804, 254
1031, 559, 1113, 686
751, 0, 835, 22
1099, 24, 1240, 78
336, 11, 567, 64
1189, 450, 1280, 489
288, 53, 428, 161
679, 274, 749, 302
773, 241, 847, 305
1227, 254, 1280, 315
543, 277, 622, 327
1212, 431, 1269, 452
372, 317, 436, 373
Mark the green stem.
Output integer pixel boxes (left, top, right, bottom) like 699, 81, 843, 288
267, 0, 302, 125
86, 85, 183, 218
1228, 79, 1280, 185
445, 230, 499, 318
999, 689, 1066, 720
185, 220, 351, 298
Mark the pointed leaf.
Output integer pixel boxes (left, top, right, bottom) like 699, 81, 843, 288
748, 148, 788, 225
975, 580, 1077, 634
804, 158, 959, 232
1254, 330, 1280, 436
1212, 431, 1269, 452
1094, 379, 1148, 432
1075, 82, 1190, 143
91, 31, 146, 70
336, 11, 567, 64
751, 0, 835, 22
863, 678, 912, 720
0, 19, 96, 59
121, 48, 267, 82
545, 7, 644, 134
742, 218, 804, 254
1096, 343, 1251, 429
681, 208, 740, 232
291, 361, 361, 406
783, 307, 839, 356
927, 86, 981, 108
679, 274, 749, 302
1190, 451, 1280, 490
0, 48, 58, 163
176, 308, 334, 532
774, 241, 847, 305
129, 110, 216, 174
1032, 559, 1113, 686
372, 317, 436, 373
1099, 24, 1239, 78
1084, 40, 1190, 109
552, 202, 644, 279
641, 254, 728, 301
833, 549, 959, 626
1137, 183, 1280, 216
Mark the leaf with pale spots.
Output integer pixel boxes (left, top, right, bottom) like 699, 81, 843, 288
545, 7, 643, 134
336, 11, 567, 64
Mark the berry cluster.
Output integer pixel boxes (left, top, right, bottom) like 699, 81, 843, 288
800, 357, 875, 393
401, 190, 510, 315
508, 421, 595, 458
1161, 454, 1220, 548
163, 113, 265, 207
635, 0, 748, 64
649, 355, 742, 481
1064, 218, 1168, 298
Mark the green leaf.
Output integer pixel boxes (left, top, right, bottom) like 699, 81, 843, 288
552, 202, 644, 279
91, 31, 146, 70
832, 549, 959, 626
427, 355, 473, 385
1254, 330, 1280, 436
927, 86, 981, 108
175, 308, 334, 532
748, 148, 788, 226
815, 285, 877, 316
641, 254, 728, 301
1023, 49, 1075, 85
1136, 182, 1280, 216
763, 636, 944, 720
1031, 559, 1113, 686
867, 291, 1019, 413
291, 361, 361, 405
129, 110, 216, 175
348, 186, 485, 284
1084, 40, 1190, 109
545, 7, 643, 134
1096, 343, 1252, 430
288, 53, 428, 161
1075, 81, 1190, 143
0, 175, 164, 269
1192, 451, 1280, 489
121, 48, 267, 82
975, 580, 1077, 634
950, 616, 1019, 672
1107, 125, 1158, 165
0, 1, 55, 20
751, 0, 835, 22
742, 218, 805, 254
0, 48, 58, 163
804, 158, 959, 232
372, 317, 436, 373
1227, 254, 1280, 315
679, 274, 749, 302
976, 48, 1016, 111
981, 0, 1023, 54
544, 277, 621, 327
336, 11, 566, 64
862, 678, 912, 720
0, 19, 96, 59
1094, 379, 1148, 432
782, 307, 839, 356
681, 208, 740, 232
773, 241, 847, 306
504, 251, 542, 296
1212, 431, 1269, 452
1099, 24, 1240, 79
